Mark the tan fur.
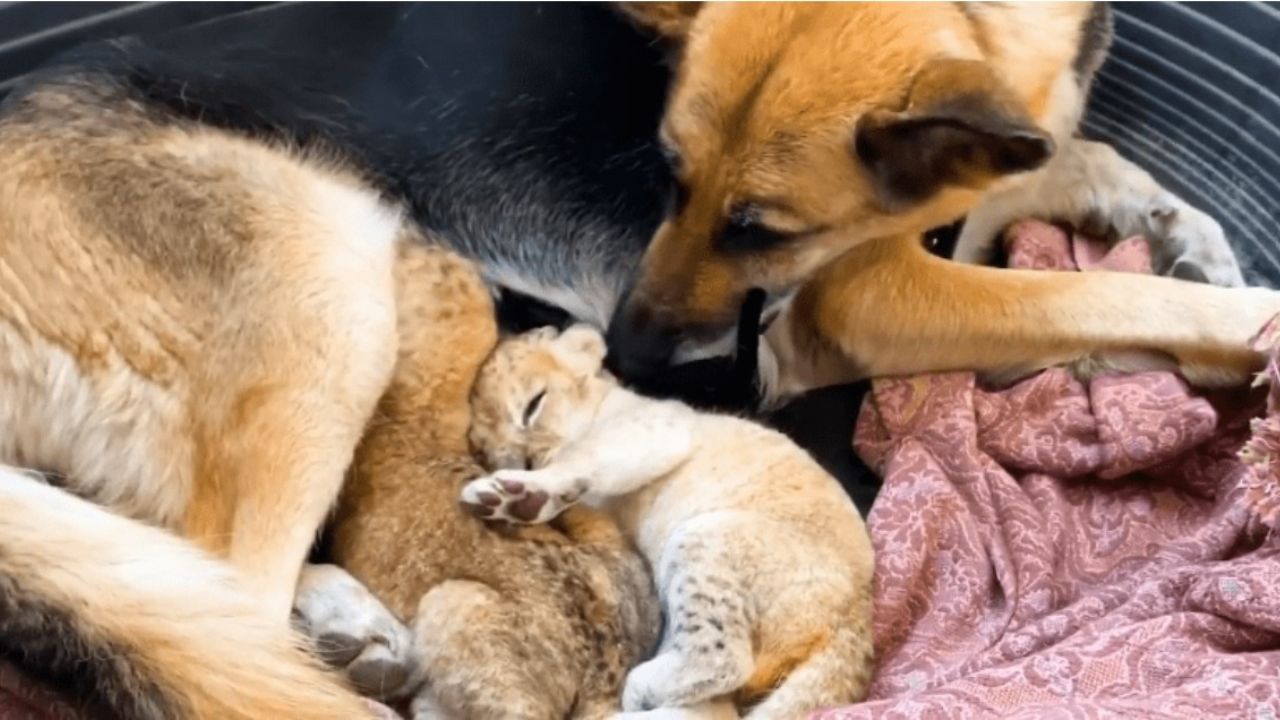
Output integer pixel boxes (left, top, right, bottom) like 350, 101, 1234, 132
0, 79, 400, 619
0, 77, 396, 716
615, 1, 1279, 399
466, 326, 875, 718
331, 243, 658, 719
0, 468, 376, 720
0, 75, 656, 719
760, 236, 1280, 402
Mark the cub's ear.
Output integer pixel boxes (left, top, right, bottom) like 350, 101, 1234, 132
615, 2, 702, 41
854, 58, 1054, 210
553, 324, 608, 375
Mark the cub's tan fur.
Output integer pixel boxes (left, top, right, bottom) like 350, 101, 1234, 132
321, 246, 658, 719
0, 75, 655, 719
464, 325, 875, 719
609, 2, 1280, 402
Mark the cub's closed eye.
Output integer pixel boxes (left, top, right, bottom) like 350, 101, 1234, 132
523, 390, 547, 426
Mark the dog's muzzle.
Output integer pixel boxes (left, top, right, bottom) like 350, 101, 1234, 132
606, 289, 767, 413
604, 288, 685, 380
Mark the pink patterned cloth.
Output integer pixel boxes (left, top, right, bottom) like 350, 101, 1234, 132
816, 221, 1280, 719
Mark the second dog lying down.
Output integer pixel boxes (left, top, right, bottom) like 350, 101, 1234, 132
461, 325, 876, 718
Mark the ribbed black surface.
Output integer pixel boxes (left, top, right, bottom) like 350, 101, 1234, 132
1086, 2, 1280, 286
0, 2, 1276, 286
0, 2, 276, 95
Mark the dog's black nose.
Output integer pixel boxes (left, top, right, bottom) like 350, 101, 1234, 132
605, 293, 680, 381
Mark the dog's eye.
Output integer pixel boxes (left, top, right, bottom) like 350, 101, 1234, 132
522, 390, 546, 427
659, 142, 682, 171
718, 215, 792, 252
664, 179, 691, 217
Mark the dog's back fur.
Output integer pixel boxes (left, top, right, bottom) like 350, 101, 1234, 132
0, 69, 402, 717
21, 6, 673, 330
0, 63, 657, 718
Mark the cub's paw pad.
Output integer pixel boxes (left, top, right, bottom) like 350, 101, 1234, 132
459, 472, 584, 524
293, 565, 418, 699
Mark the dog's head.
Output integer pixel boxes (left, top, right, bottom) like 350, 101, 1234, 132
608, 2, 1068, 378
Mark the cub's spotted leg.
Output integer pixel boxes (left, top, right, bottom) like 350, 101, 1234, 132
292, 564, 419, 700
461, 400, 695, 524
623, 519, 754, 713
613, 702, 740, 720
955, 138, 1245, 287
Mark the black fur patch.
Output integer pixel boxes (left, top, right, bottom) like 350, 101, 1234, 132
3, 3, 672, 312
1073, 2, 1115, 87
0, 565, 177, 720
496, 289, 573, 335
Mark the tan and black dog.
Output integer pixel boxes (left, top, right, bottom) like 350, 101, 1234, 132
0, 3, 1276, 720
607, 2, 1277, 403
0, 71, 657, 720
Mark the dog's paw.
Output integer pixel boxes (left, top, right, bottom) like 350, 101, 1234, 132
459, 470, 586, 524
1141, 198, 1245, 287
293, 564, 419, 700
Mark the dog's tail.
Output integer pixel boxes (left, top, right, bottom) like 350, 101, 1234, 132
743, 614, 875, 720
0, 467, 377, 720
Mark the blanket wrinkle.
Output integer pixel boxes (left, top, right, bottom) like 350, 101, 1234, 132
816, 220, 1280, 720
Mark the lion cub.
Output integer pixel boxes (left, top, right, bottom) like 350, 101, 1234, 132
462, 325, 876, 718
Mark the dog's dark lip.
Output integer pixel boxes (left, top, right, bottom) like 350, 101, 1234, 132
759, 309, 777, 334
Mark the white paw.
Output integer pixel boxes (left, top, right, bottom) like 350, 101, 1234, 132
622, 653, 682, 713
292, 564, 419, 699
612, 703, 740, 720
459, 469, 586, 524
1143, 198, 1245, 287
1216, 287, 1280, 348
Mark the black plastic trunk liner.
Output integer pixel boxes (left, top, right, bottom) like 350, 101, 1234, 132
0, 3, 1277, 517
1, 2, 1276, 286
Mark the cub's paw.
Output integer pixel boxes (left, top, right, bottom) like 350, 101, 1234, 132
292, 564, 418, 699
459, 470, 587, 524
622, 653, 681, 712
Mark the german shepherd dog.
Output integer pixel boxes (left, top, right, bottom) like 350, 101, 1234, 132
0, 2, 1276, 719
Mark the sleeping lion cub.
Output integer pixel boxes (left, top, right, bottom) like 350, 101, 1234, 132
461, 324, 875, 719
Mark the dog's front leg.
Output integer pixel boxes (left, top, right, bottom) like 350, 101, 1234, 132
761, 235, 1279, 405
953, 138, 1245, 287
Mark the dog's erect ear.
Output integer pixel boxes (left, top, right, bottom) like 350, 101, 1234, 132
615, 2, 702, 41
854, 59, 1055, 210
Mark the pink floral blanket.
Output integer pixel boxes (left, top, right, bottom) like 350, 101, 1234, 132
816, 221, 1280, 719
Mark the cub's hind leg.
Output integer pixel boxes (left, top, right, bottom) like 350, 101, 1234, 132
410, 579, 577, 720
623, 516, 755, 713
